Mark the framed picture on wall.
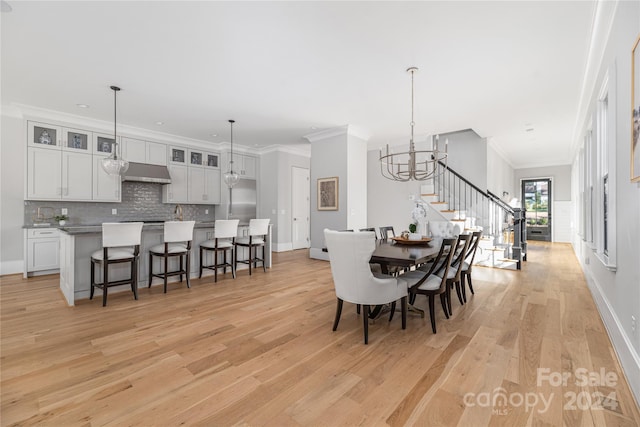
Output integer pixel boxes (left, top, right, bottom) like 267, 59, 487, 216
632, 34, 640, 182
317, 177, 339, 211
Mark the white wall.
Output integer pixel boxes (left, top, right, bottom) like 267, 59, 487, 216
346, 133, 368, 231
443, 129, 488, 191
570, 0, 640, 403
0, 113, 25, 274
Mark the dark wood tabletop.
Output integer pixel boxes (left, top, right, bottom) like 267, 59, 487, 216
370, 239, 442, 268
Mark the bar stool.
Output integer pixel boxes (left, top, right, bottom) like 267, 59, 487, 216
235, 218, 270, 275
199, 219, 239, 282
148, 220, 195, 293
90, 222, 144, 306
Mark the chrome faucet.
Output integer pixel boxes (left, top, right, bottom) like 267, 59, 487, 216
174, 204, 183, 221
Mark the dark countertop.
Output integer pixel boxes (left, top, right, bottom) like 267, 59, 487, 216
25, 221, 227, 234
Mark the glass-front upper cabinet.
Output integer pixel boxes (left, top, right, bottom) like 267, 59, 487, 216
189, 149, 204, 167
62, 127, 92, 153
170, 147, 187, 164
205, 152, 219, 169
93, 133, 119, 156
28, 122, 61, 149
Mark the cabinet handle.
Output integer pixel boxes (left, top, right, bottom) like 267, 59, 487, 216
40, 232, 53, 235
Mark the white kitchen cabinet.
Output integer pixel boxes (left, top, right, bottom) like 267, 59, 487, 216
204, 168, 221, 204
205, 152, 220, 169
187, 166, 220, 204
188, 149, 204, 167
27, 147, 62, 200
25, 228, 60, 276
122, 137, 167, 165
62, 151, 93, 200
93, 133, 119, 156
28, 122, 61, 149
169, 146, 187, 165
92, 156, 121, 201
163, 164, 189, 203
234, 153, 256, 179
62, 127, 93, 153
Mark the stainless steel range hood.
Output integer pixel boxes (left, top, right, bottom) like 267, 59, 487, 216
122, 162, 172, 184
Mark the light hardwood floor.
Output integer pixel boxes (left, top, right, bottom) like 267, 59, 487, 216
1, 242, 639, 426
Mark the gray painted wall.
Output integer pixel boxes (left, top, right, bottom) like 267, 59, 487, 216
571, 0, 640, 402
259, 150, 310, 250
443, 129, 488, 191
1, 115, 25, 274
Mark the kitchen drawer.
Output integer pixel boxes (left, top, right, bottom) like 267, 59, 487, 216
27, 228, 60, 238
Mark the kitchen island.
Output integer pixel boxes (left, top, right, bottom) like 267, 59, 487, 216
58, 222, 272, 306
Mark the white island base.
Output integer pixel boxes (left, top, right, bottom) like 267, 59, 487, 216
59, 224, 272, 306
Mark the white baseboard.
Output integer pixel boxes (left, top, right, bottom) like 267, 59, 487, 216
309, 247, 329, 261
0, 260, 24, 276
273, 242, 293, 252
581, 260, 640, 408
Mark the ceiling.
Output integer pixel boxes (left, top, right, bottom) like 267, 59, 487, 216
1, 1, 597, 168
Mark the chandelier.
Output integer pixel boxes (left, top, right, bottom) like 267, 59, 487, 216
223, 119, 239, 188
379, 67, 448, 181
101, 85, 129, 176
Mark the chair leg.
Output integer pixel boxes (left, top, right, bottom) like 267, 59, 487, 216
179, 255, 184, 282
163, 255, 168, 294
148, 253, 153, 287
248, 246, 252, 276
214, 249, 218, 283
388, 301, 396, 322
90, 260, 95, 300
199, 247, 204, 279
102, 262, 108, 307
461, 274, 467, 303
455, 280, 464, 305
131, 258, 138, 300
223, 250, 227, 274
428, 295, 436, 333
440, 293, 449, 318
363, 304, 369, 344
401, 296, 407, 330
356, 304, 361, 314
231, 248, 236, 279
262, 244, 266, 272
446, 281, 453, 315
332, 298, 343, 331
186, 252, 191, 288
467, 274, 475, 295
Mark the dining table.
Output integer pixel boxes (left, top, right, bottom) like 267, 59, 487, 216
370, 238, 442, 274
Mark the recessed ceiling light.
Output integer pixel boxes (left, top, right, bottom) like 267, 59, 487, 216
210, 133, 218, 137
155, 121, 164, 125
76, 104, 89, 108
310, 126, 317, 130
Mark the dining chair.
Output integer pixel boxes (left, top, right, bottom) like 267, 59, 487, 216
359, 227, 378, 240
400, 238, 456, 333
432, 233, 471, 313
90, 222, 143, 306
460, 230, 483, 302
324, 229, 408, 344
148, 220, 195, 293
235, 218, 270, 275
379, 226, 395, 241
199, 219, 239, 282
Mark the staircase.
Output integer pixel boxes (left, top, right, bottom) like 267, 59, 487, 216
420, 161, 527, 270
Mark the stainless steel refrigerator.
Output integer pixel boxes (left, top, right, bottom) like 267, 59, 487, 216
229, 178, 257, 223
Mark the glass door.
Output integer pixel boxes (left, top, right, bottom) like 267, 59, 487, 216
522, 178, 551, 241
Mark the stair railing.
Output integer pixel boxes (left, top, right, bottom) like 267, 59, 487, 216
433, 161, 526, 268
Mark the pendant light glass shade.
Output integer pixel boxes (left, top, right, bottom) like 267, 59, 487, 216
224, 119, 239, 188
101, 85, 129, 176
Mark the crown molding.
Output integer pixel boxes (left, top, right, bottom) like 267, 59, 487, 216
303, 124, 371, 143
258, 144, 311, 158
487, 137, 516, 169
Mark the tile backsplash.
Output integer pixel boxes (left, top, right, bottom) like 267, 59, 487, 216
24, 182, 216, 226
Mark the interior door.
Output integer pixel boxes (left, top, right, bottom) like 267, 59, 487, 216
292, 167, 310, 250
522, 178, 552, 241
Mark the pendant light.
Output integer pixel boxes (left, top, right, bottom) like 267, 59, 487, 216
101, 85, 129, 176
224, 119, 239, 188
379, 67, 448, 181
